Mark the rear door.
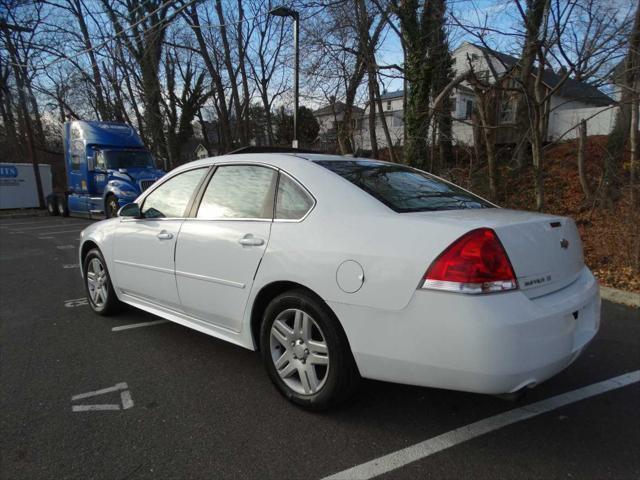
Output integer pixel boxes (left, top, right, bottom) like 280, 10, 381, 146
112, 167, 208, 309
174, 164, 278, 332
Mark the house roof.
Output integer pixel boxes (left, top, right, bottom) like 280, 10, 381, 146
314, 101, 364, 117
380, 89, 404, 100
468, 43, 614, 106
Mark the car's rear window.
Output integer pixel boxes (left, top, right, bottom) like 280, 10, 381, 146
316, 160, 493, 213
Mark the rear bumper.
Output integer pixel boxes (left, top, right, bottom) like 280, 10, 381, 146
330, 266, 600, 394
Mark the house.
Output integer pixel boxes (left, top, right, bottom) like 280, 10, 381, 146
313, 99, 364, 150
317, 42, 616, 151
452, 42, 615, 143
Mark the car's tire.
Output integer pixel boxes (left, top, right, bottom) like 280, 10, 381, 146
83, 248, 122, 316
105, 195, 119, 219
47, 195, 58, 216
260, 289, 360, 410
57, 194, 69, 217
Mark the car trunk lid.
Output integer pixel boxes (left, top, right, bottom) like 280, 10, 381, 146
406, 209, 585, 298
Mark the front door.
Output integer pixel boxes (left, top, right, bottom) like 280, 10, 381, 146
175, 164, 278, 332
112, 167, 208, 310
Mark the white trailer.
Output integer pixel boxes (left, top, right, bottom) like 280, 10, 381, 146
0, 163, 53, 209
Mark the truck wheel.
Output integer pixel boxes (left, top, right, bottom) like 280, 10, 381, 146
105, 195, 119, 218
47, 195, 58, 216
57, 195, 69, 217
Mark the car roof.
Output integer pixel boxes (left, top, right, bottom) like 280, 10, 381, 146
170, 152, 395, 173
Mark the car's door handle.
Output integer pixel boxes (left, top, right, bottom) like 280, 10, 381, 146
157, 230, 173, 240
238, 234, 264, 246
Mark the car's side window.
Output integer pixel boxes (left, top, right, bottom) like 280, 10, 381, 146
196, 165, 277, 220
141, 168, 207, 219
275, 174, 314, 220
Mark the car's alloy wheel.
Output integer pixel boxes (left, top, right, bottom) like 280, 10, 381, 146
260, 289, 360, 410
87, 257, 108, 309
83, 248, 121, 316
269, 308, 330, 395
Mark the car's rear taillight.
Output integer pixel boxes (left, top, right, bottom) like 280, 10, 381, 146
422, 228, 518, 294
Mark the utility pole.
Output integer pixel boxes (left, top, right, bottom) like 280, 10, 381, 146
1, 20, 45, 209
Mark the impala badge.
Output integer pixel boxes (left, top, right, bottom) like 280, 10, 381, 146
560, 238, 569, 249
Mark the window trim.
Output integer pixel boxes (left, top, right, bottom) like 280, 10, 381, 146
316, 160, 496, 213
123, 165, 211, 221
187, 162, 280, 223
129, 160, 317, 224
273, 170, 316, 223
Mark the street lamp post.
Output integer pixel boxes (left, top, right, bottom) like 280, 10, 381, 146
269, 6, 299, 149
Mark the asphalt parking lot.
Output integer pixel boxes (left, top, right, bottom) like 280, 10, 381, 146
1, 215, 639, 480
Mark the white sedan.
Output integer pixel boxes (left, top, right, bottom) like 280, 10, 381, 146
79, 153, 600, 410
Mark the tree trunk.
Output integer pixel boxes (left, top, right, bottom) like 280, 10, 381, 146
367, 86, 379, 157
0, 77, 20, 159
215, 0, 244, 145
475, 88, 498, 201
260, 87, 274, 146
236, 0, 251, 144
374, 78, 398, 162
187, 5, 232, 152
71, 0, 110, 120
577, 119, 591, 200
2, 24, 45, 208
602, 2, 639, 204
531, 127, 544, 210
630, 82, 639, 207
515, 0, 550, 170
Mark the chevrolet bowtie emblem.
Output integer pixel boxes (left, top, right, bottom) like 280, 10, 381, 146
560, 238, 569, 249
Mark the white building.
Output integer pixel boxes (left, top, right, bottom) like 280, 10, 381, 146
315, 42, 616, 151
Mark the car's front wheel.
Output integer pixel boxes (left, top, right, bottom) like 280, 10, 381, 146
83, 248, 121, 316
260, 289, 360, 410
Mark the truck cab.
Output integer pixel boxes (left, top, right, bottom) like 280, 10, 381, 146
49, 121, 165, 218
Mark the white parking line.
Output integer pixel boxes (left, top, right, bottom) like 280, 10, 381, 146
72, 382, 128, 401
63, 264, 80, 269
71, 404, 121, 412
322, 370, 640, 480
112, 319, 169, 331
0, 220, 60, 227
36, 230, 84, 236
57, 245, 76, 250
8, 223, 88, 231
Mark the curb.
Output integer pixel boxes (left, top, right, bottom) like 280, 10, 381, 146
600, 286, 640, 309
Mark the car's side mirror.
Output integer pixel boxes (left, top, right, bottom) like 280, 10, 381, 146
118, 202, 142, 219
87, 155, 95, 171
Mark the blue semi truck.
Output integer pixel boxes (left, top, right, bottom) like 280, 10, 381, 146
47, 121, 165, 218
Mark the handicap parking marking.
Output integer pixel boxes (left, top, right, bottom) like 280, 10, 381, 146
64, 297, 87, 308
71, 382, 134, 412
322, 370, 640, 480
111, 319, 170, 332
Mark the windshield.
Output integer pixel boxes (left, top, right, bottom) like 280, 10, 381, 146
316, 160, 494, 213
104, 150, 155, 169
